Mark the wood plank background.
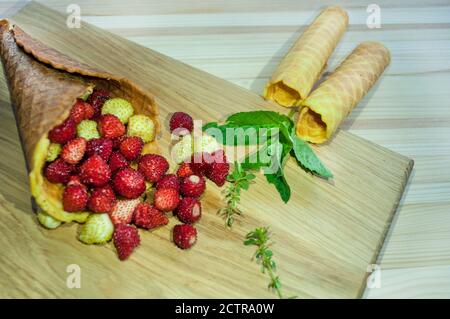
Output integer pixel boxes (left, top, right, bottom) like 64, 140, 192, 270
0, 0, 449, 298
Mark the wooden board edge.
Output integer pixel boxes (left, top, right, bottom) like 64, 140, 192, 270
356, 158, 414, 298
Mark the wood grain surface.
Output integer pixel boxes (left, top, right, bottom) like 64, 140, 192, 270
0, 0, 439, 298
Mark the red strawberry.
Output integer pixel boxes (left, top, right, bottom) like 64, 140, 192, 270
173, 224, 197, 249
153, 188, 180, 212
176, 197, 201, 224
88, 184, 116, 213
86, 138, 113, 162
79, 154, 111, 187
110, 198, 140, 225
113, 224, 140, 261
138, 154, 169, 183
67, 175, 83, 187
63, 184, 89, 212
133, 203, 168, 229
48, 118, 76, 144
119, 136, 143, 161
169, 112, 194, 134
44, 158, 75, 184
207, 162, 230, 187
113, 135, 127, 150
61, 137, 86, 165
176, 162, 194, 178
206, 150, 229, 187
190, 152, 212, 176
69, 99, 95, 124
112, 168, 146, 199
180, 174, 206, 198
86, 88, 110, 118
98, 114, 125, 139
156, 174, 180, 191
109, 151, 129, 173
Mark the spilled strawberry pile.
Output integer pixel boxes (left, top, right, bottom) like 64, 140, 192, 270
41, 90, 229, 260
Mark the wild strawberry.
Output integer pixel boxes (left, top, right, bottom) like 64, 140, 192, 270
48, 118, 76, 144
79, 154, 111, 187
173, 224, 197, 249
67, 175, 83, 187
112, 168, 146, 199
180, 174, 206, 198
44, 158, 75, 184
207, 162, 230, 187
138, 154, 169, 183
112, 135, 127, 150
156, 174, 180, 191
63, 184, 89, 212
61, 137, 86, 165
70, 99, 95, 124
176, 162, 194, 178
113, 224, 140, 261
98, 114, 125, 139
190, 152, 212, 176
110, 198, 141, 225
206, 150, 229, 187
127, 114, 155, 143
86, 138, 113, 162
79, 213, 114, 244
153, 188, 180, 212
101, 98, 134, 124
86, 88, 110, 118
176, 197, 201, 224
119, 136, 143, 161
169, 112, 194, 134
133, 203, 168, 229
88, 184, 116, 214
109, 151, 129, 173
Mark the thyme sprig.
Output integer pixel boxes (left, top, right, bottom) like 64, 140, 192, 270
244, 227, 284, 299
218, 162, 255, 227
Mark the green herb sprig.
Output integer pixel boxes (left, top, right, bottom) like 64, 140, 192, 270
218, 162, 255, 227
244, 227, 284, 298
204, 110, 332, 203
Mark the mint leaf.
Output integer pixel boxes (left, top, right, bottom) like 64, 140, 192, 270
226, 111, 293, 130
263, 141, 292, 203
203, 122, 275, 146
290, 133, 333, 178
264, 169, 291, 203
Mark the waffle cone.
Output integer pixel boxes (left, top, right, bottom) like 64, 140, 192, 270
296, 42, 390, 143
264, 6, 348, 106
0, 20, 159, 222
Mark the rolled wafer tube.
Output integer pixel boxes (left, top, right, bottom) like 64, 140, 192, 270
296, 41, 391, 143
264, 6, 348, 106
0, 19, 159, 222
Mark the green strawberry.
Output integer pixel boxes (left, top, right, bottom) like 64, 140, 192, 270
127, 115, 155, 143
77, 120, 100, 140
46, 143, 62, 162
101, 98, 135, 124
193, 134, 221, 154
37, 212, 62, 229
78, 213, 114, 244
171, 134, 193, 164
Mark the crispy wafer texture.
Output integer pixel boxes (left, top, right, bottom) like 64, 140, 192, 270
296, 42, 391, 143
264, 6, 348, 106
0, 19, 160, 222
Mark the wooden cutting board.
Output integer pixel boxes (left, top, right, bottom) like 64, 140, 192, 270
0, 1, 413, 298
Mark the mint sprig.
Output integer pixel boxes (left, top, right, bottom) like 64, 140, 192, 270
204, 110, 332, 203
